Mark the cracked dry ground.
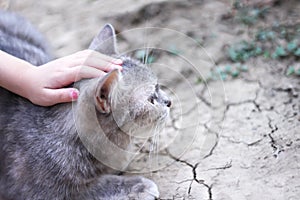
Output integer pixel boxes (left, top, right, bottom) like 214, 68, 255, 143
149, 62, 300, 200
9, 0, 300, 199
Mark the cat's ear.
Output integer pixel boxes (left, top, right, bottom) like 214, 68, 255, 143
89, 24, 118, 55
94, 69, 120, 113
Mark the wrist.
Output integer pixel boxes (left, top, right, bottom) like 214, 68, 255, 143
0, 51, 38, 102
15, 62, 37, 101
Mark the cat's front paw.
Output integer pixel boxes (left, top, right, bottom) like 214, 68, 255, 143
127, 177, 159, 200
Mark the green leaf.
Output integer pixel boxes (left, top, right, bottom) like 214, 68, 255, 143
272, 52, 278, 59
286, 66, 295, 76
251, 9, 260, 18
229, 47, 239, 62
241, 65, 248, 71
216, 67, 224, 74
256, 31, 267, 41
242, 53, 250, 61
145, 56, 155, 64
263, 51, 270, 58
225, 65, 232, 73
231, 70, 240, 77
296, 68, 300, 76
220, 73, 227, 81
266, 31, 275, 40
294, 48, 300, 56
134, 50, 156, 64
240, 15, 256, 25
256, 30, 275, 41
287, 42, 297, 52
135, 50, 147, 59
274, 46, 287, 57
209, 72, 218, 81
255, 47, 263, 55
280, 28, 287, 38
197, 77, 203, 84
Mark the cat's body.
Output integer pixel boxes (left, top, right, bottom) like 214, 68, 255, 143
0, 10, 170, 200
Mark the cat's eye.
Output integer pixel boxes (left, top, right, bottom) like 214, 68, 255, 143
100, 94, 106, 99
164, 99, 171, 107
148, 95, 155, 104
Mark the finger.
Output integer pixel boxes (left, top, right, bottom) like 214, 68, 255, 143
76, 50, 123, 72
72, 65, 107, 82
55, 50, 122, 72
46, 66, 107, 90
90, 50, 123, 65
44, 88, 79, 105
85, 57, 122, 72
81, 50, 123, 65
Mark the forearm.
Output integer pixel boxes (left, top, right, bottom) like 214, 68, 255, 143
0, 50, 35, 99
0, 50, 122, 106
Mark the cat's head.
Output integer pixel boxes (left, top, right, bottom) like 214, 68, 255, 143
86, 24, 171, 137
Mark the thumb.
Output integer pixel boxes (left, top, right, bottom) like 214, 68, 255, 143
45, 88, 79, 105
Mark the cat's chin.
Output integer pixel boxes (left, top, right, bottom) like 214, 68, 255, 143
119, 120, 164, 139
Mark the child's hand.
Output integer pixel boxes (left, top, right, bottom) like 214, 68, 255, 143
24, 50, 122, 106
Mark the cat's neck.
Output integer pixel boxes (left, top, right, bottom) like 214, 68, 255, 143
48, 103, 76, 135
73, 79, 132, 171
75, 79, 130, 147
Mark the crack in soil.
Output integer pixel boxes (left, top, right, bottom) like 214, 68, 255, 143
205, 160, 233, 171
203, 123, 220, 159
221, 135, 264, 147
198, 94, 217, 109
224, 85, 261, 113
169, 102, 202, 130
165, 150, 214, 199
188, 166, 213, 200
267, 117, 283, 158
166, 149, 195, 168
272, 86, 299, 98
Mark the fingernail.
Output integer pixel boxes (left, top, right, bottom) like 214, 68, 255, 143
115, 64, 123, 70
110, 64, 122, 70
71, 89, 79, 100
113, 59, 123, 65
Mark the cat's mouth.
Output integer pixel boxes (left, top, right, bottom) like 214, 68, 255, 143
130, 106, 169, 128
122, 116, 166, 138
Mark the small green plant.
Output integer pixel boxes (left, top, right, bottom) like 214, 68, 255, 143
272, 46, 287, 58
207, 3, 300, 82
134, 49, 156, 64
287, 41, 298, 52
228, 41, 263, 62
286, 66, 295, 76
256, 30, 275, 41
228, 30, 300, 62
286, 65, 300, 76
199, 64, 249, 82
294, 48, 300, 57
236, 7, 269, 26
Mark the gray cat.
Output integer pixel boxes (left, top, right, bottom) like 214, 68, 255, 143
0, 10, 171, 200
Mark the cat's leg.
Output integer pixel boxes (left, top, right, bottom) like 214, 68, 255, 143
79, 175, 159, 200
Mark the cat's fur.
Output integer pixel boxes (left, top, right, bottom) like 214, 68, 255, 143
0, 10, 171, 200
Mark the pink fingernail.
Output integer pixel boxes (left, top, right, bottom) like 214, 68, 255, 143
71, 90, 79, 100
116, 65, 123, 70
114, 59, 123, 65
111, 64, 122, 70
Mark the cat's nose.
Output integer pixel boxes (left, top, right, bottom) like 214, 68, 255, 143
164, 99, 171, 107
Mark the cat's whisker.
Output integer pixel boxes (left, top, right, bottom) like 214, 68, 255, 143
153, 126, 159, 169
147, 122, 163, 171
142, 28, 148, 65
145, 47, 149, 66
